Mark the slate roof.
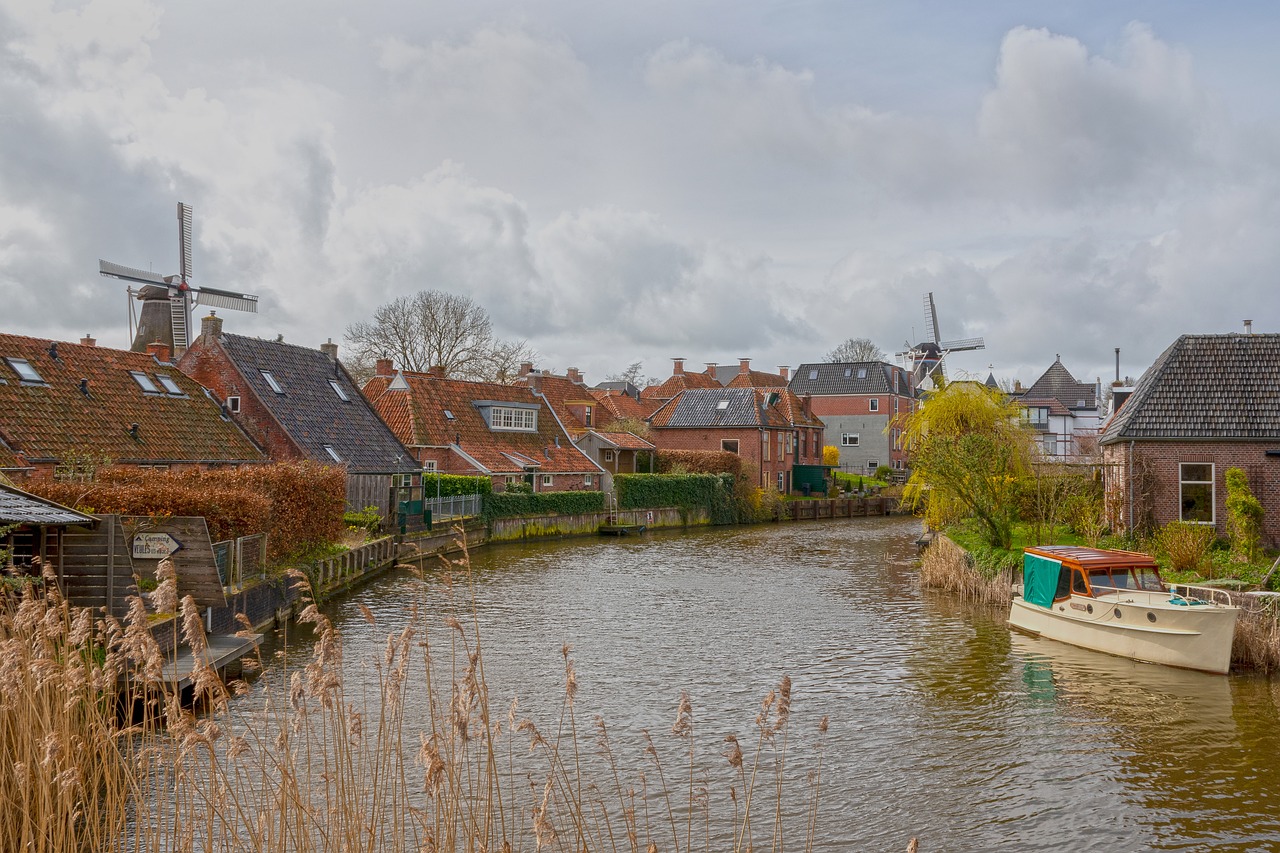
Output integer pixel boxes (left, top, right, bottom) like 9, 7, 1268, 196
1100, 333, 1280, 443
215, 334, 417, 473
787, 361, 911, 397
1021, 358, 1096, 411
0, 333, 263, 466
363, 372, 601, 475
0, 482, 97, 526
649, 387, 823, 430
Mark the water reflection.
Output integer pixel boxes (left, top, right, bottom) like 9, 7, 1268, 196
237, 518, 1280, 852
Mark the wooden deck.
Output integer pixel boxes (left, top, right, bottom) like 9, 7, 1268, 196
159, 633, 263, 691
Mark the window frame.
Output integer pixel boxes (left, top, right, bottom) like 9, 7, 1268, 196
129, 371, 161, 394
322, 444, 343, 463
603, 449, 616, 462
225, 395, 241, 414
1179, 462, 1215, 524
154, 373, 186, 396
329, 379, 350, 402
869, 398, 879, 412
841, 432, 860, 447
541, 474, 554, 487
423, 460, 438, 472
721, 439, 739, 454
5, 357, 44, 384
261, 371, 285, 394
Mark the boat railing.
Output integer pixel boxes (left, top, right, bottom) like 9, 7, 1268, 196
1089, 583, 1238, 608
1166, 583, 1239, 608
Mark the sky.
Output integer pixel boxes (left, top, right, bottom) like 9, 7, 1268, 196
1, 1, 1277, 389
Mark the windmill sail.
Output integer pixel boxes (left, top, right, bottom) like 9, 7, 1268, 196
99, 260, 168, 286
195, 286, 259, 313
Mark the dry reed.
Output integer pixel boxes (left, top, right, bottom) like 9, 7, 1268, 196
0, 539, 831, 852
918, 535, 1015, 608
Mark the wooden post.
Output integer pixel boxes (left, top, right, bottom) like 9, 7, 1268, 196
105, 516, 115, 617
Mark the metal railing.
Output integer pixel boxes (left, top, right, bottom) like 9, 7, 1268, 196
424, 494, 483, 522
213, 533, 267, 591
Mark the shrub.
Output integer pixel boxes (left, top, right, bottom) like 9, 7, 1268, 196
822, 445, 840, 467
875, 464, 893, 481
343, 505, 383, 534
1225, 467, 1264, 563
616, 473, 737, 524
422, 473, 493, 498
1156, 521, 1216, 574
651, 449, 743, 478
483, 490, 606, 519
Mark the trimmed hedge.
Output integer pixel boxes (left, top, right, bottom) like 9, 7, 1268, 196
484, 491, 606, 520
615, 473, 737, 524
423, 473, 493, 497
635, 449, 743, 477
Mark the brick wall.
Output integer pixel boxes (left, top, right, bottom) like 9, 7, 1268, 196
1103, 440, 1280, 546
651, 425, 805, 489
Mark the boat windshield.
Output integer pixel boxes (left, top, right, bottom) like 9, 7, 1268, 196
1088, 567, 1164, 594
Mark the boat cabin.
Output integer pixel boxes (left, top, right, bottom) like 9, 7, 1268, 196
1023, 545, 1164, 607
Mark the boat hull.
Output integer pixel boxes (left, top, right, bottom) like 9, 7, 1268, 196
1008, 593, 1239, 675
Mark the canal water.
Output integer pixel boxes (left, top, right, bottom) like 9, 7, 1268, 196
250, 517, 1280, 852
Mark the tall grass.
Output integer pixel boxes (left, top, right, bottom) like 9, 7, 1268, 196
0, 541, 835, 852
918, 535, 1016, 608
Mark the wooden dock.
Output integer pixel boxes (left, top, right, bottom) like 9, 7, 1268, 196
159, 633, 263, 691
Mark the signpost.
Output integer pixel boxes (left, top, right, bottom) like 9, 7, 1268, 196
133, 532, 183, 560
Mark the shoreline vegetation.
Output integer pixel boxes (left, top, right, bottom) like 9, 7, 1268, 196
0, 542, 863, 852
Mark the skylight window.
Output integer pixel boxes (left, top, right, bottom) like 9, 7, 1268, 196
857, 368, 867, 379
322, 444, 343, 462
444, 409, 455, 420
329, 380, 349, 401
261, 371, 284, 394
130, 371, 161, 393
6, 357, 44, 384
716, 400, 730, 411
155, 374, 184, 395
808, 369, 818, 380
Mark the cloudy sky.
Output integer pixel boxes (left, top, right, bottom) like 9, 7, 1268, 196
2, 1, 1276, 388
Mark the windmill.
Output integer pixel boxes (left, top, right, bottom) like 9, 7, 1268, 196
898, 292, 985, 390
99, 203, 259, 356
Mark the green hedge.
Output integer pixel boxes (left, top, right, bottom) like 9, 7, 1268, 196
615, 473, 737, 524
423, 474, 493, 497
483, 491, 606, 520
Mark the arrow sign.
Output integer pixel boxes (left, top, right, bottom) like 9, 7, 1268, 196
133, 532, 184, 559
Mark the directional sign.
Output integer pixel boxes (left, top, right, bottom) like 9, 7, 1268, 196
133, 532, 184, 559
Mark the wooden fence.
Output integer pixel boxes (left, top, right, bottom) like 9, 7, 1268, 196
785, 496, 893, 520
308, 536, 399, 593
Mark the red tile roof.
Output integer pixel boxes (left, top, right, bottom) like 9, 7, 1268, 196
641, 369, 721, 400
0, 333, 264, 466
364, 371, 601, 475
590, 388, 662, 423
726, 369, 788, 388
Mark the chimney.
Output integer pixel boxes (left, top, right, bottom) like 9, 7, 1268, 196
528, 373, 543, 394
427, 364, 444, 378
1115, 347, 1120, 384
567, 367, 583, 384
519, 361, 534, 376
672, 358, 685, 376
320, 338, 338, 361
375, 358, 394, 377
1014, 379, 1023, 393
801, 392, 812, 418
1244, 319, 1253, 335
738, 358, 751, 375
704, 362, 717, 377
201, 311, 223, 340
80, 334, 96, 347
147, 341, 172, 363
778, 365, 790, 381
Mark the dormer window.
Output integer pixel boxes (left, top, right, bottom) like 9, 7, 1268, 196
261, 371, 284, 394
6, 357, 44, 384
474, 401, 538, 432
322, 444, 343, 462
329, 380, 350, 401
130, 371, 161, 394
155, 374, 185, 395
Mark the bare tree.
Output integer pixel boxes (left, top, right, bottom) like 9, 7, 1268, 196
345, 290, 535, 384
824, 337, 884, 363
606, 361, 646, 386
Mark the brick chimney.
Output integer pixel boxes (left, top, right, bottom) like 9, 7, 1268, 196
704, 362, 717, 377
427, 365, 444, 378
672, 358, 685, 376
778, 365, 790, 381
567, 367, 583, 384
375, 358, 394, 377
320, 338, 338, 361
738, 358, 751, 375
80, 334, 96, 347
801, 392, 813, 419
147, 341, 172, 363
519, 361, 535, 376
200, 311, 223, 340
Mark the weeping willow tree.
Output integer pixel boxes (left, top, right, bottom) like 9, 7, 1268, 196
898, 380, 1036, 550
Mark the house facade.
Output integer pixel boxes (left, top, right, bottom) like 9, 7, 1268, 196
362, 360, 604, 492
787, 361, 914, 475
178, 314, 420, 515
647, 386, 825, 492
1016, 357, 1103, 459
1100, 333, 1280, 545
0, 332, 264, 481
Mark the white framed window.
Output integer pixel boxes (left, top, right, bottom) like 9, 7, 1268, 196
842, 433, 859, 447
329, 380, 350, 401
857, 368, 867, 379
542, 474, 553, 487
423, 460, 437, 472
322, 444, 342, 463
762, 432, 770, 461
489, 406, 537, 431
129, 371, 161, 393
5, 357, 44, 384
584, 473, 593, 487
584, 405, 593, 427
226, 395, 241, 413
604, 450, 616, 462
808, 369, 818, 380
155, 374, 185, 395
716, 400, 730, 411
1180, 463, 1215, 523
869, 398, 879, 412
776, 472, 785, 491
844, 367, 852, 377
867, 460, 879, 471
261, 371, 284, 394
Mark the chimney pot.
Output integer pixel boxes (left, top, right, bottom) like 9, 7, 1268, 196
80, 334, 96, 347
320, 338, 339, 361
519, 361, 534, 376
147, 340, 172, 363
567, 367, 583, 384
375, 358, 394, 377
200, 311, 223, 341
1244, 319, 1253, 335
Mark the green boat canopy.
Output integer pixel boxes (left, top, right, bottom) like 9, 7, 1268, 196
1023, 552, 1063, 609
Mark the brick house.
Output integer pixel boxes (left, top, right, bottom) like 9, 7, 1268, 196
1100, 332, 1280, 545
647, 386, 825, 492
179, 314, 420, 514
0, 332, 264, 481
787, 361, 915, 475
361, 360, 604, 493
1015, 357, 1103, 459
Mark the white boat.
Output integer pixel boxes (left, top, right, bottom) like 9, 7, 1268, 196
1008, 545, 1240, 675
